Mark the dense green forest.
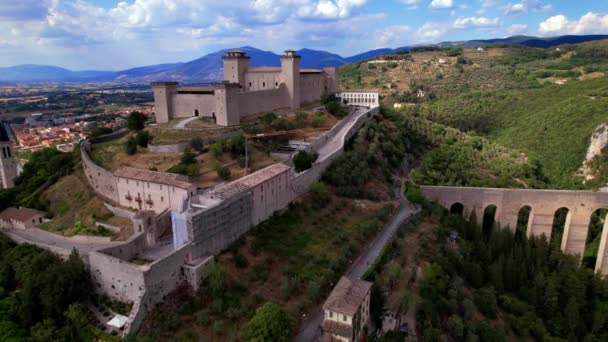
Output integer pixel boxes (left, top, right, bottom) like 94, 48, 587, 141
415, 204, 608, 341
0, 234, 93, 341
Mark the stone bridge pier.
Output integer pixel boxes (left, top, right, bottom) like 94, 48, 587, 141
420, 185, 608, 275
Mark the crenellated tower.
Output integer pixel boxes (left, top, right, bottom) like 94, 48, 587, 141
222, 50, 250, 85
280, 49, 301, 109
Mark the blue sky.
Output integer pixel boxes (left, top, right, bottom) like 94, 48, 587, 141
0, 0, 607, 70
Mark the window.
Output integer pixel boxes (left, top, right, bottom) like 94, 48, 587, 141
160, 185, 162, 190
343, 315, 347, 322
161, 196, 164, 202
329, 311, 333, 318
262, 82, 265, 87
249, 82, 252, 87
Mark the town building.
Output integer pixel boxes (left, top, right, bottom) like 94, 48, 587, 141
321, 276, 372, 342
0, 207, 46, 230
114, 167, 198, 213
152, 49, 339, 126
0, 122, 18, 189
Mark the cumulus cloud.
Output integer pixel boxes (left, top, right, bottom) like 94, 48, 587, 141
453, 16, 500, 29
415, 22, 449, 41
539, 12, 608, 35
429, 0, 455, 10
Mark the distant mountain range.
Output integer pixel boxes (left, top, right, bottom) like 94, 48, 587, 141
2, 35, 607, 83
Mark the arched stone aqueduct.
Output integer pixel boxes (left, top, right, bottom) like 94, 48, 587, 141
420, 185, 608, 276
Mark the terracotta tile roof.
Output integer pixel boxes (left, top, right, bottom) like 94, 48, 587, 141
321, 320, 352, 339
323, 276, 372, 316
114, 167, 194, 189
0, 207, 46, 222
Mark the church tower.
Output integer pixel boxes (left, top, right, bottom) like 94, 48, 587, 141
0, 123, 18, 189
280, 49, 301, 109
222, 50, 250, 86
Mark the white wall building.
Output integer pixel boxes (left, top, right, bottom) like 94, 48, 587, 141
335, 91, 379, 109
321, 276, 372, 342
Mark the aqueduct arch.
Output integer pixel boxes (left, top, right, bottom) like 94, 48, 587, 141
420, 185, 608, 276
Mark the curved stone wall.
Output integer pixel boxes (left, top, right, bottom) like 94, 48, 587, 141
81, 141, 119, 203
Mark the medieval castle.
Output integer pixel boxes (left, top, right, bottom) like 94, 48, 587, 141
152, 49, 339, 126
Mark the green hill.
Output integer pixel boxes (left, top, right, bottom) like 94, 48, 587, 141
352, 40, 608, 188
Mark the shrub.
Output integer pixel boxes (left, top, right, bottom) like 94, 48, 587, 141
124, 136, 137, 155
190, 137, 204, 152
404, 181, 424, 204
210, 142, 223, 159
135, 131, 150, 148
293, 151, 319, 172
180, 148, 197, 165
127, 111, 146, 131
310, 181, 329, 208
245, 303, 292, 342
216, 164, 231, 180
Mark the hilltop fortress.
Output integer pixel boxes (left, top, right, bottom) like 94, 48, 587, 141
152, 49, 339, 126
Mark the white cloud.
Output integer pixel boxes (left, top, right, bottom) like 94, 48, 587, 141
453, 16, 500, 28
503, 1, 553, 16
507, 23, 528, 34
415, 22, 449, 41
480, 0, 501, 8
400, 0, 422, 10
539, 12, 608, 35
375, 25, 413, 47
504, 2, 526, 15
429, 0, 454, 10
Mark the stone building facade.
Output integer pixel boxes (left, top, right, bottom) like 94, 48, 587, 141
321, 276, 372, 342
152, 49, 339, 126
0, 123, 18, 189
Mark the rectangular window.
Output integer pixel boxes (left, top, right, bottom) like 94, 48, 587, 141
343, 315, 347, 322
329, 311, 333, 318
161, 197, 164, 202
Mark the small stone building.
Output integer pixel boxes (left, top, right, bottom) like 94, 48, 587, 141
322, 276, 372, 342
0, 207, 46, 230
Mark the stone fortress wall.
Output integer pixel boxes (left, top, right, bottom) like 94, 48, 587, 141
420, 185, 608, 275
78, 104, 379, 336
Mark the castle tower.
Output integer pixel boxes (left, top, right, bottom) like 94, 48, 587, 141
222, 50, 250, 85
151, 82, 178, 124
0, 123, 18, 189
280, 49, 301, 109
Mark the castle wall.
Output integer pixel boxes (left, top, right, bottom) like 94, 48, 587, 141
81, 142, 119, 203
171, 93, 217, 119
185, 191, 253, 260
249, 169, 291, 225
300, 73, 328, 104
89, 248, 146, 303
238, 86, 288, 117
244, 71, 282, 92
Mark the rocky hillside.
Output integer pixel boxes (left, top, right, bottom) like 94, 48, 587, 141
342, 40, 608, 189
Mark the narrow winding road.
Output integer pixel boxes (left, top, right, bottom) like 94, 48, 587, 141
295, 177, 420, 342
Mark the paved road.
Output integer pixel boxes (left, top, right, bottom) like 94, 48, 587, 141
316, 107, 369, 161
173, 116, 199, 129
3, 227, 121, 256
295, 180, 420, 342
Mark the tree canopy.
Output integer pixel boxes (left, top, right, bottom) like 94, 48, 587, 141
245, 302, 292, 342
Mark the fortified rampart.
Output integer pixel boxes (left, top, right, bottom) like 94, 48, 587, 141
82, 141, 119, 203
420, 185, 608, 275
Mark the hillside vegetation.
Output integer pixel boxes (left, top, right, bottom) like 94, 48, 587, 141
342, 40, 608, 188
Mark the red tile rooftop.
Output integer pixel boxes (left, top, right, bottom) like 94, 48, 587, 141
114, 167, 194, 189
322, 276, 372, 316
0, 207, 46, 222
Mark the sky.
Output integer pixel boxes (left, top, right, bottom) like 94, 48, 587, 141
1, 0, 607, 70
